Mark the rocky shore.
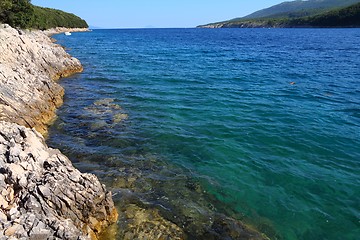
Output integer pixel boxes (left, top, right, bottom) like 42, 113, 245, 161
0, 24, 118, 239
43, 27, 91, 37
0, 24, 84, 135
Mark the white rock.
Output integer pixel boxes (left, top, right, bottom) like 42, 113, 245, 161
0, 121, 117, 239
8, 163, 25, 178
0, 24, 117, 239
9, 207, 18, 217
0, 195, 8, 209
0, 24, 83, 135
0, 211, 7, 221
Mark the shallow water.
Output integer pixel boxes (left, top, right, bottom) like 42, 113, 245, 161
48, 28, 360, 239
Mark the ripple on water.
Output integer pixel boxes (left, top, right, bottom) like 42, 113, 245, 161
50, 28, 360, 240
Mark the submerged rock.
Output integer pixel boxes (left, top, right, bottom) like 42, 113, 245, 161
117, 204, 185, 240
84, 98, 128, 131
0, 121, 118, 239
0, 24, 83, 136
104, 154, 269, 240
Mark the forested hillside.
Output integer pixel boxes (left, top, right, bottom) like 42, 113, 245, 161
0, 0, 88, 29
290, 2, 360, 27
241, 0, 360, 20
199, 0, 360, 28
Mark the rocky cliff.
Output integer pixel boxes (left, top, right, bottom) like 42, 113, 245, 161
0, 24, 83, 136
0, 24, 118, 239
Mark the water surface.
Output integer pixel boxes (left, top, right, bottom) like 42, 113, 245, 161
49, 28, 360, 240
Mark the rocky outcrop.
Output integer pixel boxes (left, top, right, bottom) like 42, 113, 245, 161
0, 121, 118, 239
0, 24, 118, 239
0, 24, 83, 135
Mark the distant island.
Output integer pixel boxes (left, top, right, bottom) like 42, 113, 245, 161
0, 0, 88, 29
198, 0, 360, 28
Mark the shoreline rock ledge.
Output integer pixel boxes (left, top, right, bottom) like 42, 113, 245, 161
0, 24, 118, 239
0, 24, 83, 136
0, 121, 118, 239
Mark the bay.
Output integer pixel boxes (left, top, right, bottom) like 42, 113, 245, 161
48, 28, 360, 240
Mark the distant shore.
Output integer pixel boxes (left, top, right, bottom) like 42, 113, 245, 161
43, 27, 91, 36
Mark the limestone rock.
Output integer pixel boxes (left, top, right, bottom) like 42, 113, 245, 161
0, 24, 83, 135
0, 121, 118, 239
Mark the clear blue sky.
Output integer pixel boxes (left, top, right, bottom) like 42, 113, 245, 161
32, 0, 285, 28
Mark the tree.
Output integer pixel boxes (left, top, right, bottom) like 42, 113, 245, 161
1, 0, 88, 29
7, 0, 34, 28
0, 0, 13, 20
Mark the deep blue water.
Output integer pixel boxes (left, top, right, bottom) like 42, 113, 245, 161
49, 28, 360, 240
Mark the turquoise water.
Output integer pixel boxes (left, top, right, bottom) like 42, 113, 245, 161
49, 29, 360, 239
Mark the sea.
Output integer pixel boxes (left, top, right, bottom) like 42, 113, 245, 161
48, 28, 360, 240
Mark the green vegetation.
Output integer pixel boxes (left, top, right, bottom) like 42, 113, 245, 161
290, 2, 360, 27
0, 0, 88, 29
0, 0, 15, 21
0, 0, 33, 28
199, 0, 360, 28
31, 6, 88, 30
241, 0, 360, 20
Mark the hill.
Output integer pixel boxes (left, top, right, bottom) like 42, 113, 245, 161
241, 0, 360, 20
290, 2, 360, 27
199, 0, 360, 28
0, 0, 88, 29
31, 6, 88, 30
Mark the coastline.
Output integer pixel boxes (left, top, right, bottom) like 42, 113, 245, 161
198, 22, 360, 28
48, 29, 272, 240
0, 24, 117, 239
0, 24, 271, 239
0, 24, 84, 136
43, 27, 91, 37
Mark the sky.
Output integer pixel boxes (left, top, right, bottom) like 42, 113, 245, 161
32, 0, 286, 29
